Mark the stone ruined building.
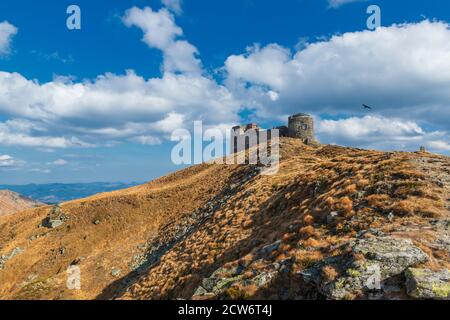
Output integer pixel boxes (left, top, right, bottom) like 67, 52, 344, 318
287, 113, 318, 145
231, 123, 260, 135
231, 113, 318, 153
231, 123, 263, 153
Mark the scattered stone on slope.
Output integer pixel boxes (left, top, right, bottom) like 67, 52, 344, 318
111, 268, 121, 277
0, 247, 24, 270
41, 205, 68, 229
436, 234, 450, 254
326, 211, 339, 224
300, 236, 429, 300
193, 266, 245, 298
405, 268, 450, 299
193, 259, 293, 299
19, 273, 39, 288
260, 240, 282, 255
430, 219, 450, 253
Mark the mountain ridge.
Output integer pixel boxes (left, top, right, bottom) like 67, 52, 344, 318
0, 190, 43, 217
0, 138, 448, 300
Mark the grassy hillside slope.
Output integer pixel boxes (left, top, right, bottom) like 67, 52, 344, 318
0, 138, 448, 300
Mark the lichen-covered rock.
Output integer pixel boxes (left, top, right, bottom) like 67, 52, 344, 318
405, 268, 450, 299
352, 237, 428, 276
42, 205, 68, 229
193, 265, 245, 297
301, 237, 429, 300
193, 259, 292, 299
431, 219, 450, 254
44, 219, 63, 228
193, 285, 211, 297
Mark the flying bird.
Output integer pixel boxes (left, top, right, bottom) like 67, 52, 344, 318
362, 104, 372, 110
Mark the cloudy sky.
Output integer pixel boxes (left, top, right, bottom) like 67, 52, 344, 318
0, 0, 449, 184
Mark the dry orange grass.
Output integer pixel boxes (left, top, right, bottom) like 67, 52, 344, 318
0, 139, 448, 300
322, 265, 338, 282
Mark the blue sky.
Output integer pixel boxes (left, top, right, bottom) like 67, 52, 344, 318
0, 0, 449, 184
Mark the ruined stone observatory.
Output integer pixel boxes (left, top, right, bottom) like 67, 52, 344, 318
288, 113, 317, 145
232, 113, 319, 149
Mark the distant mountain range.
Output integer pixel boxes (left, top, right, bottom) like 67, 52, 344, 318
0, 182, 139, 204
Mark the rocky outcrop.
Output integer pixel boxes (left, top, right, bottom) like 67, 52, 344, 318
193, 259, 293, 299
430, 219, 450, 254
406, 268, 450, 299
193, 265, 246, 298
301, 236, 429, 299
41, 206, 68, 229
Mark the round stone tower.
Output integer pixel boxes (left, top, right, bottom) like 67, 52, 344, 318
288, 113, 316, 144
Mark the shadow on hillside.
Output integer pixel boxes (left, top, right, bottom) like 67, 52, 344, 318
96, 158, 324, 300
96, 165, 260, 300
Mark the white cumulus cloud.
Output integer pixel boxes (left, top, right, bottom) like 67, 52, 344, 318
162, 0, 183, 15
0, 71, 240, 148
123, 6, 201, 74
317, 115, 450, 152
0, 10, 449, 156
0, 6, 241, 149
225, 21, 450, 133
0, 119, 92, 148
0, 21, 17, 56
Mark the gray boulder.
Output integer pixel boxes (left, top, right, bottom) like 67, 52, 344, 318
405, 268, 450, 299
193, 265, 245, 297
301, 236, 429, 299
193, 259, 292, 298
260, 240, 281, 255
46, 219, 63, 228
111, 268, 121, 277
42, 205, 68, 229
